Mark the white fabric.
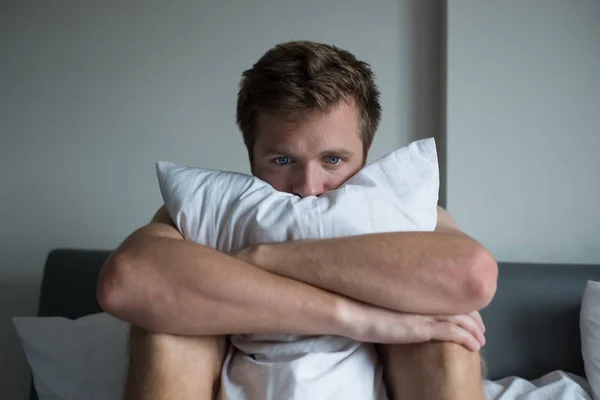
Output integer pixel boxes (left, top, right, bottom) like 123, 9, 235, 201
156, 138, 440, 400
12, 313, 129, 400
13, 314, 593, 400
581, 280, 600, 399
483, 370, 592, 399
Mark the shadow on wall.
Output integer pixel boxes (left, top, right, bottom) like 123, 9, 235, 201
399, 0, 446, 206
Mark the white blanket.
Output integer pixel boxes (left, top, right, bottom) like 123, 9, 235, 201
12, 313, 595, 400
484, 371, 592, 400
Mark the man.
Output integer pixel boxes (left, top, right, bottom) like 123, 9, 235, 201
97, 40, 498, 399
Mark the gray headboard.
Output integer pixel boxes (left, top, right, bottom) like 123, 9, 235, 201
30, 249, 600, 399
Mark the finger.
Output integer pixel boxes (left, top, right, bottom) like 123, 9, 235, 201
439, 315, 485, 347
430, 322, 481, 352
458, 314, 486, 347
469, 311, 485, 333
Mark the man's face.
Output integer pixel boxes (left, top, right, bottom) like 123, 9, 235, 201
252, 101, 365, 197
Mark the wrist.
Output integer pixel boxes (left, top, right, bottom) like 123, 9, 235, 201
330, 296, 363, 340
234, 245, 263, 267
243, 243, 279, 273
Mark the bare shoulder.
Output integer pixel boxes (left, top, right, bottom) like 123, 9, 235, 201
151, 205, 175, 226
147, 205, 182, 239
435, 206, 461, 233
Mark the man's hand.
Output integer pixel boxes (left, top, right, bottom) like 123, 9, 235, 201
341, 300, 486, 352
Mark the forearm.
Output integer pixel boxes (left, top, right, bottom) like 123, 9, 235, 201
246, 231, 497, 315
97, 226, 348, 337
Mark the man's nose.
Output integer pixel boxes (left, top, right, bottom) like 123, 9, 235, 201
293, 165, 325, 198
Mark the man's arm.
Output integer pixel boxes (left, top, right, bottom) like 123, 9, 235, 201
97, 206, 486, 350
97, 206, 345, 337
238, 206, 498, 315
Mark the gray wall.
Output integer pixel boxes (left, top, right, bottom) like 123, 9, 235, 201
0, 1, 442, 397
446, 0, 600, 264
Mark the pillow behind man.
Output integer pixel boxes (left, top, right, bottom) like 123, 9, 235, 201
156, 137, 439, 400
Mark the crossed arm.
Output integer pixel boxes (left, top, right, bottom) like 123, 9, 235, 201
97, 205, 497, 344
236, 206, 496, 315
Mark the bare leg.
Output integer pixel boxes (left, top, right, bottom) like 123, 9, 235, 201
124, 326, 228, 400
378, 342, 485, 400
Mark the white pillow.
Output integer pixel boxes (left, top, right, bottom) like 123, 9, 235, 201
156, 137, 439, 254
13, 313, 129, 400
156, 137, 440, 400
581, 280, 600, 399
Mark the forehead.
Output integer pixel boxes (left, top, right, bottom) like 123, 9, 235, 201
255, 101, 362, 155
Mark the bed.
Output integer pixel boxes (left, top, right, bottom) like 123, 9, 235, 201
28, 248, 600, 399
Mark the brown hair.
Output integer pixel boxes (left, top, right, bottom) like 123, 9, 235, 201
236, 40, 381, 163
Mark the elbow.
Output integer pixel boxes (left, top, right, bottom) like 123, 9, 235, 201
463, 244, 498, 310
97, 252, 135, 318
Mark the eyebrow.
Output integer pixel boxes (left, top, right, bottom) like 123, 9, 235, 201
263, 148, 357, 158
321, 149, 356, 158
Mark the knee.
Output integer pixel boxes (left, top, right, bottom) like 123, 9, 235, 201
378, 342, 485, 399
433, 341, 476, 357
128, 326, 228, 363
382, 341, 481, 370
422, 342, 485, 381
127, 325, 193, 359
427, 342, 481, 367
129, 325, 175, 346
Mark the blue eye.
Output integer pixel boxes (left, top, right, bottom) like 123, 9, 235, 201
326, 156, 341, 165
274, 157, 291, 165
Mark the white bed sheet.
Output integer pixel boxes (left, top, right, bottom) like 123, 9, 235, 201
484, 370, 593, 400
13, 312, 596, 400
